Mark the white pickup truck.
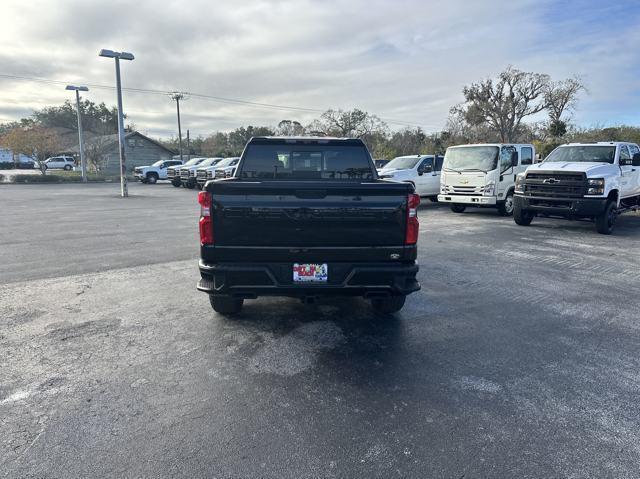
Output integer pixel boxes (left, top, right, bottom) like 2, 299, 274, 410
377, 155, 443, 200
438, 144, 535, 216
513, 142, 640, 234
134, 159, 183, 184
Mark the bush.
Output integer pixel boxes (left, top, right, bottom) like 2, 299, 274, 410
7, 173, 124, 183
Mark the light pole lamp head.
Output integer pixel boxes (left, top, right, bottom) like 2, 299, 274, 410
99, 49, 134, 60
99, 49, 117, 58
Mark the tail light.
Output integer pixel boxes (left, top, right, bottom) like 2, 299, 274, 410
198, 191, 214, 245
405, 193, 420, 244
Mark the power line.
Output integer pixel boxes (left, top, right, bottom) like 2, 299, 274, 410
0, 73, 431, 128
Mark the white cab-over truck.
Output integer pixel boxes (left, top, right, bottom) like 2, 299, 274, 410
438, 144, 535, 215
377, 155, 443, 200
513, 142, 640, 234
134, 159, 183, 184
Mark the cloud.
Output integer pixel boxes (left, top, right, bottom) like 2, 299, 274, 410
0, 0, 638, 138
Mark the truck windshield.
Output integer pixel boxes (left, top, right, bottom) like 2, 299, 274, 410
183, 158, 203, 166
240, 144, 374, 180
544, 146, 616, 164
151, 160, 164, 167
443, 146, 499, 172
217, 158, 239, 168
384, 156, 421, 170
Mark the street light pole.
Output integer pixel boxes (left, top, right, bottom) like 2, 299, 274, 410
98, 49, 134, 198
113, 56, 128, 197
65, 85, 89, 182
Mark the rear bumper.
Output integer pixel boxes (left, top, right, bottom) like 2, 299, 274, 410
438, 194, 497, 205
514, 194, 607, 217
197, 260, 420, 298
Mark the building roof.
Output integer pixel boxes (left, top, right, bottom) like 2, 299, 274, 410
67, 131, 175, 155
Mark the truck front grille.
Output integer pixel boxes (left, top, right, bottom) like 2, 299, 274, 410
180, 170, 190, 179
443, 185, 484, 196
167, 168, 176, 178
197, 170, 207, 179
207, 170, 214, 179
524, 172, 587, 198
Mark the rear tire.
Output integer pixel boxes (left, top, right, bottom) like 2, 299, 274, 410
371, 295, 406, 314
64, 165, 72, 171
498, 191, 514, 216
450, 204, 466, 213
595, 201, 617, 235
146, 173, 158, 184
210, 295, 244, 315
513, 204, 534, 226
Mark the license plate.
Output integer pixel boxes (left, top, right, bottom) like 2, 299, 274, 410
293, 263, 328, 283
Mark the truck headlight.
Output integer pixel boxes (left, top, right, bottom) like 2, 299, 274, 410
514, 175, 525, 194
483, 182, 495, 196
586, 178, 604, 195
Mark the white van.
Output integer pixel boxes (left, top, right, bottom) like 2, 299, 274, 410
377, 155, 443, 200
438, 144, 535, 216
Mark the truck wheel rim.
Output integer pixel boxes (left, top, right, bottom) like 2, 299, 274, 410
505, 196, 514, 213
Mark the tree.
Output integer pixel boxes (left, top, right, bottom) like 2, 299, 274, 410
276, 120, 306, 136
201, 132, 234, 157
227, 126, 275, 154
33, 100, 120, 133
308, 109, 388, 138
544, 77, 585, 138
1, 126, 61, 174
459, 66, 550, 142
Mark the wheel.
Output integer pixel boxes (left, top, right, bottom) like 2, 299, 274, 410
146, 173, 158, 184
498, 191, 515, 216
140, 178, 148, 184
64, 165, 72, 171
171, 180, 181, 187
186, 181, 195, 189
429, 195, 439, 203
450, 204, 466, 213
371, 295, 406, 314
513, 204, 534, 226
595, 201, 617, 235
209, 295, 244, 315
196, 183, 203, 190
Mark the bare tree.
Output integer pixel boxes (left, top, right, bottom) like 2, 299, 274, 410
544, 77, 585, 137
460, 66, 550, 142
84, 135, 113, 174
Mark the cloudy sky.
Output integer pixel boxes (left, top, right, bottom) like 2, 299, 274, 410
0, 0, 638, 139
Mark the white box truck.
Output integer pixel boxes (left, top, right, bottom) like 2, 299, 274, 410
438, 143, 535, 216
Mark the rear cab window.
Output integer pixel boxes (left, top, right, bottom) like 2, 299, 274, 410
239, 139, 375, 180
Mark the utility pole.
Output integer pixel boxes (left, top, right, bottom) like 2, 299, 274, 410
186, 129, 190, 160
170, 92, 185, 163
65, 85, 89, 182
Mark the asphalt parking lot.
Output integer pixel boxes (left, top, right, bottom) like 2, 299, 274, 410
2, 182, 640, 478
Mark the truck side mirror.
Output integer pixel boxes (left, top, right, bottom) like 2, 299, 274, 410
417, 165, 424, 176
633, 153, 640, 167
511, 151, 519, 167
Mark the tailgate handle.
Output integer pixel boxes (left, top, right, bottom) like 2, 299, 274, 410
295, 189, 327, 199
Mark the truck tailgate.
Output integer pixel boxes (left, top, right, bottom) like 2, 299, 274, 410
208, 180, 411, 248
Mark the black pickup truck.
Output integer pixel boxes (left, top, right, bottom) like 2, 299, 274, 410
196, 136, 421, 315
